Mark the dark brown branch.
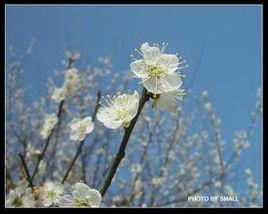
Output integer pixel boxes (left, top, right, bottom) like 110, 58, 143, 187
19, 153, 33, 189
100, 87, 149, 197
92, 89, 101, 121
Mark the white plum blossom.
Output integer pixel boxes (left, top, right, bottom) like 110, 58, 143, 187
130, 42, 185, 94
58, 183, 102, 208
65, 68, 80, 82
69, 116, 94, 141
131, 163, 142, 173
245, 168, 252, 176
6, 188, 24, 207
97, 91, 140, 129
40, 113, 58, 139
6, 186, 36, 208
63, 68, 80, 96
21, 188, 36, 207
214, 181, 222, 189
26, 144, 41, 159
52, 87, 65, 103
204, 102, 212, 112
40, 181, 64, 207
233, 130, 250, 155
65, 50, 81, 61
202, 90, 209, 98
151, 177, 164, 186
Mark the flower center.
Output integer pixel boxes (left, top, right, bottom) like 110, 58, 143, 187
65, 81, 73, 92
47, 191, 56, 199
79, 124, 87, 134
74, 198, 92, 207
68, 74, 74, 80
116, 110, 129, 121
116, 110, 131, 128
33, 185, 42, 200
147, 65, 166, 78
13, 196, 22, 207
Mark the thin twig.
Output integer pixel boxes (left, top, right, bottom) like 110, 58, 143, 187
30, 100, 65, 186
62, 140, 85, 183
92, 89, 101, 121
61, 89, 101, 184
19, 153, 33, 189
100, 87, 149, 197
6, 166, 15, 190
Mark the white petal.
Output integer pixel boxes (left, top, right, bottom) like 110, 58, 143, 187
142, 46, 161, 65
130, 60, 149, 78
85, 122, 94, 134
70, 130, 84, 141
73, 183, 90, 191
69, 118, 81, 130
158, 73, 182, 93
82, 117, 94, 134
58, 195, 74, 207
73, 183, 90, 200
158, 54, 179, 73
103, 120, 122, 129
43, 198, 53, 207
65, 68, 79, 80
52, 87, 66, 103
113, 94, 128, 107
157, 92, 177, 112
86, 188, 102, 207
82, 116, 92, 124
133, 90, 140, 100
143, 77, 159, 94
125, 97, 139, 120
97, 107, 112, 123
140, 42, 150, 52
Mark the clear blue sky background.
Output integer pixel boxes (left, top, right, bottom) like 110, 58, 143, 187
6, 5, 262, 201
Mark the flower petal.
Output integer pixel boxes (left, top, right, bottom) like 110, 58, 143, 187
97, 107, 112, 123
70, 130, 84, 141
158, 73, 182, 92
73, 183, 90, 201
158, 54, 179, 73
130, 60, 148, 78
125, 97, 139, 120
142, 77, 159, 94
140, 42, 150, 52
157, 92, 178, 112
85, 188, 102, 207
58, 194, 74, 207
85, 123, 94, 134
142, 45, 161, 65
103, 120, 122, 129
69, 118, 81, 131
82, 117, 94, 134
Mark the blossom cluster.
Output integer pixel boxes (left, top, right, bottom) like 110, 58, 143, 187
6, 180, 102, 208
52, 68, 80, 103
97, 42, 186, 130
40, 113, 58, 139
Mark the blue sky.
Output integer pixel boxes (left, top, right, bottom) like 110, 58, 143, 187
6, 5, 262, 200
